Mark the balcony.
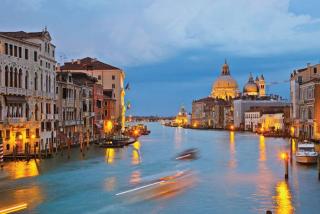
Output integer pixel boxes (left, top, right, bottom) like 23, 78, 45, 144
83, 112, 95, 117
0, 86, 6, 94
26, 89, 33, 96
6, 117, 26, 124
47, 114, 54, 120
7, 87, 26, 96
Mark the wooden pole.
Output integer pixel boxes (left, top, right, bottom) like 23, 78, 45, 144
38, 142, 41, 159
67, 139, 71, 159
318, 154, 320, 181
0, 135, 4, 169
290, 138, 293, 163
285, 152, 289, 180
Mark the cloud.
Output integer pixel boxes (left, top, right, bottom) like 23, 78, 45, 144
2, 0, 320, 67
89, 0, 320, 66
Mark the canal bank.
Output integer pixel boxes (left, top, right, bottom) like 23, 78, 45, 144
0, 122, 320, 214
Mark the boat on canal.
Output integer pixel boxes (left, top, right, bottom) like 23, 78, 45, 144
296, 141, 319, 164
99, 135, 136, 148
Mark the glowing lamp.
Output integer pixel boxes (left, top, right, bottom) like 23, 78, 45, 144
31, 134, 36, 139
230, 125, 234, 131
281, 152, 287, 160
18, 135, 23, 140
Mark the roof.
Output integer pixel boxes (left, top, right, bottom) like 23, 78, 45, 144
0, 30, 51, 40
60, 57, 121, 71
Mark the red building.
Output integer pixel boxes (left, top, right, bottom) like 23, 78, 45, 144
103, 89, 116, 121
92, 83, 104, 139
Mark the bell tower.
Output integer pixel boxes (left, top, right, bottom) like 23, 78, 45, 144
258, 74, 266, 96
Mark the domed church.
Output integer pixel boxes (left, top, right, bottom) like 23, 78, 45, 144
243, 73, 266, 97
211, 60, 239, 100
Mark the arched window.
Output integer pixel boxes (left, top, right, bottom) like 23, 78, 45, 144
25, 71, 28, 89
18, 69, 22, 88
25, 103, 29, 120
49, 76, 51, 93
34, 72, 38, 91
35, 104, 39, 121
14, 68, 18, 87
9, 67, 13, 87
0, 102, 2, 120
41, 73, 43, 91
0, 66, 2, 86
5, 66, 9, 87
46, 75, 48, 92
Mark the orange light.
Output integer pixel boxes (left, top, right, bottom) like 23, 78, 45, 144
133, 129, 139, 136
18, 135, 23, 140
260, 127, 264, 133
281, 153, 287, 160
0, 203, 28, 213
230, 125, 234, 131
31, 134, 36, 139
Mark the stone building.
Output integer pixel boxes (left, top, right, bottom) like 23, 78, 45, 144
56, 72, 95, 146
290, 63, 320, 141
191, 97, 231, 128
58, 57, 125, 129
0, 29, 56, 155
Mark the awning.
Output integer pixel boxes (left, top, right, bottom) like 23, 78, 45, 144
5, 95, 26, 104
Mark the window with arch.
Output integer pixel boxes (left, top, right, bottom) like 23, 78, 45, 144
25, 71, 28, 89
34, 72, 38, 91
18, 69, 22, 88
5, 66, 9, 87
9, 67, 13, 87
14, 68, 18, 87
35, 104, 39, 121
0, 66, 2, 86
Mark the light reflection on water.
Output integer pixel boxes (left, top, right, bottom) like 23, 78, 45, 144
0, 123, 319, 213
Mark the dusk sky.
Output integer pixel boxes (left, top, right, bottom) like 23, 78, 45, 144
2, 0, 320, 116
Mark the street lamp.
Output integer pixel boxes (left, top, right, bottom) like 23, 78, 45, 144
230, 125, 234, 131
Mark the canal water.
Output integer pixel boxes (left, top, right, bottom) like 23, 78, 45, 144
0, 123, 320, 213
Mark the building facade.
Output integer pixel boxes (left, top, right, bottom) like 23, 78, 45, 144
58, 57, 125, 129
0, 30, 56, 156
290, 64, 320, 141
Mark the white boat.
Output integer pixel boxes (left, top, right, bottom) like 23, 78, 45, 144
296, 141, 318, 164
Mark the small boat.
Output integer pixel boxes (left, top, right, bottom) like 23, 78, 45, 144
296, 141, 318, 164
175, 148, 198, 160
99, 140, 125, 148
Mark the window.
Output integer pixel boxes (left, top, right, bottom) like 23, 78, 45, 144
98, 75, 101, 80
4, 43, 8, 55
34, 72, 38, 90
112, 84, 115, 89
112, 75, 115, 80
96, 100, 102, 108
34, 51, 38, 62
14, 45, 17, 57
36, 128, 40, 138
25, 71, 28, 89
314, 67, 317, 74
26, 129, 30, 138
6, 130, 10, 140
56, 86, 58, 94
5, 66, 8, 87
62, 88, 67, 99
25, 49, 29, 60
9, 44, 13, 56
18, 47, 22, 58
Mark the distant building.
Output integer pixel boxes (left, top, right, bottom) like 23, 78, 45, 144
233, 99, 290, 130
0, 29, 56, 156
290, 64, 320, 140
244, 105, 290, 132
103, 89, 116, 121
58, 57, 125, 129
243, 73, 266, 97
191, 97, 231, 128
175, 106, 188, 126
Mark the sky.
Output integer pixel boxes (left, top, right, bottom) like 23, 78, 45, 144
1, 0, 320, 116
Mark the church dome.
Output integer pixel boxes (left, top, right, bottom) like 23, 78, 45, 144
211, 60, 239, 99
243, 73, 258, 94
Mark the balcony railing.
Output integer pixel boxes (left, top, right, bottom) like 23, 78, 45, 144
0, 86, 6, 94
7, 87, 26, 96
6, 117, 26, 124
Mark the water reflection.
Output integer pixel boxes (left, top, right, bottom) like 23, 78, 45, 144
228, 131, 237, 169
259, 135, 266, 162
274, 181, 294, 214
5, 160, 40, 179
104, 177, 117, 192
291, 138, 296, 154
174, 128, 183, 149
130, 171, 141, 185
132, 141, 142, 165
105, 148, 115, 164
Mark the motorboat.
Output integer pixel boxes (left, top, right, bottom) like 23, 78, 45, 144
296, 141, 318, 164
175, 148, 199, 161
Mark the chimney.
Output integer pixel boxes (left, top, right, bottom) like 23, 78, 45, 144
77, 59, 80, 64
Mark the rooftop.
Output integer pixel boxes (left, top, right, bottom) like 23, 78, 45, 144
60, 57, 121, 71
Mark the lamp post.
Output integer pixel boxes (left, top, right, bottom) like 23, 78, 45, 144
281, 152, 289, 180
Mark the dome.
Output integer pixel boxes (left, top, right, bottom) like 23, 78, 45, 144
212, 75, 238, 89
243, 73, 259, 95
210, 60, 239, 99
